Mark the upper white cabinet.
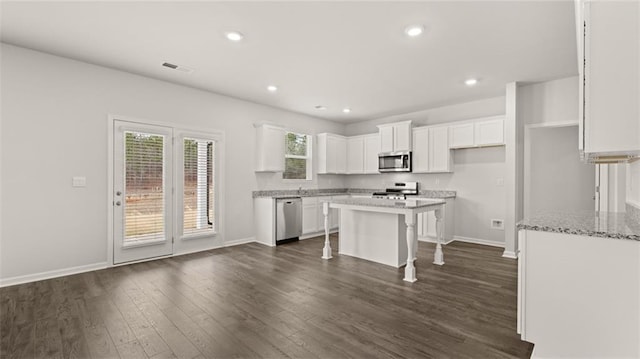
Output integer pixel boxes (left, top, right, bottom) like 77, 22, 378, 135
347, 136, 364, 174
317, 133, 347, 174
413, 125, 452, 173
363, 134, 381, 174
429, 126, 452, 172
254, 124, 285, 172
577, 0, 640, 161
377, 120, 412, 152
412, 127, 430, 172
448, 117, 504, 149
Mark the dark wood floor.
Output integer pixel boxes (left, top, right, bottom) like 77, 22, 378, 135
1, 235, 533, 358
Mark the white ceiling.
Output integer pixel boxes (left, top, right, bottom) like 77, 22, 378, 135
0, 1, 577, 123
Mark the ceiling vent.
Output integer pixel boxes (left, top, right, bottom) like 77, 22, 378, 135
162, 62, 194, 74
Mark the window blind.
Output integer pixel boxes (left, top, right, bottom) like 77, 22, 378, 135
124, 131, 166, 241
184, 138, 215, 234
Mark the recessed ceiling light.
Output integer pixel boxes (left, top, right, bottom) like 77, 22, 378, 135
343, 108, 351, 114
225, 31, 244, 42
267, 85, 278, 92
465, 78, 478, 86
315, 105, 327, 110
405, 25, 424, 37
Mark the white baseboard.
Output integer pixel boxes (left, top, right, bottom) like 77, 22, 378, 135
300, 229, 338, 240
454, 236, 506, 248
502, 250, 518, 259
0, 262, 108, 288
418, 236, 456, 245
224, 236, 256, 247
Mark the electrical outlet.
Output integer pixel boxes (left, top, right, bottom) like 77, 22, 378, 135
72, 176, 86, 188
491, 219, 504, 230
496, 178, 504, 186
435, 178, 440, 185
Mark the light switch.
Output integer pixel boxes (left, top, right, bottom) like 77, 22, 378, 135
72, 176, 87, 188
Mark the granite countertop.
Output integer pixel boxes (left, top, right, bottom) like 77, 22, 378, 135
253, 188, 456, 199
517, 211, 640, 241
329, 197, 445, 209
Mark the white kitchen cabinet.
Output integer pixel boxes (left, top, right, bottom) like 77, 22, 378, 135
428, 126, 452, 172
412, 127, 429, 173
412, 126, 451, 173
448, 123, 475, 149
475, 118, 504, 146
448, 117, 504, 149
302, 197, 319, 235
347, 136, 364, 174
577, 0, 640, 161
254, 124, 285, 172
317, 133, 347, 174
329, 195, 348, 229
363, 133, 381, 174
416, 198, 454, 242
377, 120, 412, 153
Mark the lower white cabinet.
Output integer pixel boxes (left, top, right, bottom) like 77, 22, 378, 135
301, 195, 346, 238
416, 198, 454, 242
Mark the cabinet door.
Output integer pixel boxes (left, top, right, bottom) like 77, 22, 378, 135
255, 125, 285, 172
394, 122, 412, 151
412, 128, 429, 173
364, 134, 381, 173
347, 137, 364, 174
429, 126, 451, 172
449, 123, 475, 148
379, 126, 394, 153
475, 118, 504, 146
302, 197, 319, 234
335, 137, 347, 173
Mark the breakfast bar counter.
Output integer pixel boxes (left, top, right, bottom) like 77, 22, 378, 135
321, 197, 446, 282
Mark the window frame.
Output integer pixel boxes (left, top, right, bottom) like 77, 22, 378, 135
175, 130, 222, 241
283, 132, 313, 182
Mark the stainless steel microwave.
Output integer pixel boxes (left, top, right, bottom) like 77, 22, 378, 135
378, 151, 412, 172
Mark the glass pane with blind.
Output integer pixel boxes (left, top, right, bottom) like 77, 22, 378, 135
283, 157, 307, 179
184, 138, 214, 234
124, 131, 165, 241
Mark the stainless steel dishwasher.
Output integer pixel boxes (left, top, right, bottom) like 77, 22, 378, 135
275, 197, 302, 245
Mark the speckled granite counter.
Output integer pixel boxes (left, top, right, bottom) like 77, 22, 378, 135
328, 197, 445, 209
517, 211, 640, 241
252, 188, 456, 199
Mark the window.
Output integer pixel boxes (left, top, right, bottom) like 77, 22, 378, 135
284, 132, 312, 180
183, 137, 215, 235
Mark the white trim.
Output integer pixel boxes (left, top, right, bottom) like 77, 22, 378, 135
453, 235, 506, 248
418, 236, 455, 245
525, 120, 579, 129
0, 262, 108, 288
223, 236, 256, 247
502, 250, 518, 259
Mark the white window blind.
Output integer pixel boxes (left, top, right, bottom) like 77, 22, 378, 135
284, 132, 311, 180
124, 131, 166, 241
183, 138, 215, 235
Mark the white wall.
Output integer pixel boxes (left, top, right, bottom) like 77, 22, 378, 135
525, 126, 595, 217
345, 97, 508, 245
518, 76, 578, 126
0, 44, 345, 282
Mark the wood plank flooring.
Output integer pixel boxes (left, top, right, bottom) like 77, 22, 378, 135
1, 235, 534, 358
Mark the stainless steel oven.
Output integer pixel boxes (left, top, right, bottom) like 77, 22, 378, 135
378, 151, 412, 172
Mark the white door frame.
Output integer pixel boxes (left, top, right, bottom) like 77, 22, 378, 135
107, 114, 226, 267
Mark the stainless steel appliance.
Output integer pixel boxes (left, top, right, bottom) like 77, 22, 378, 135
378, 151, 412, 172
372, 182, 419, 199
276, 197, 302, 244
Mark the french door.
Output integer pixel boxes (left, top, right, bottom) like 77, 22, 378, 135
113, 120, 174, 264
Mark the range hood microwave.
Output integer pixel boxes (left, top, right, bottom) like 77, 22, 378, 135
378, 151, 412, 172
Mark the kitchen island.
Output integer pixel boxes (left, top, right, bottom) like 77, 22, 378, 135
322, 197, 446, 282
